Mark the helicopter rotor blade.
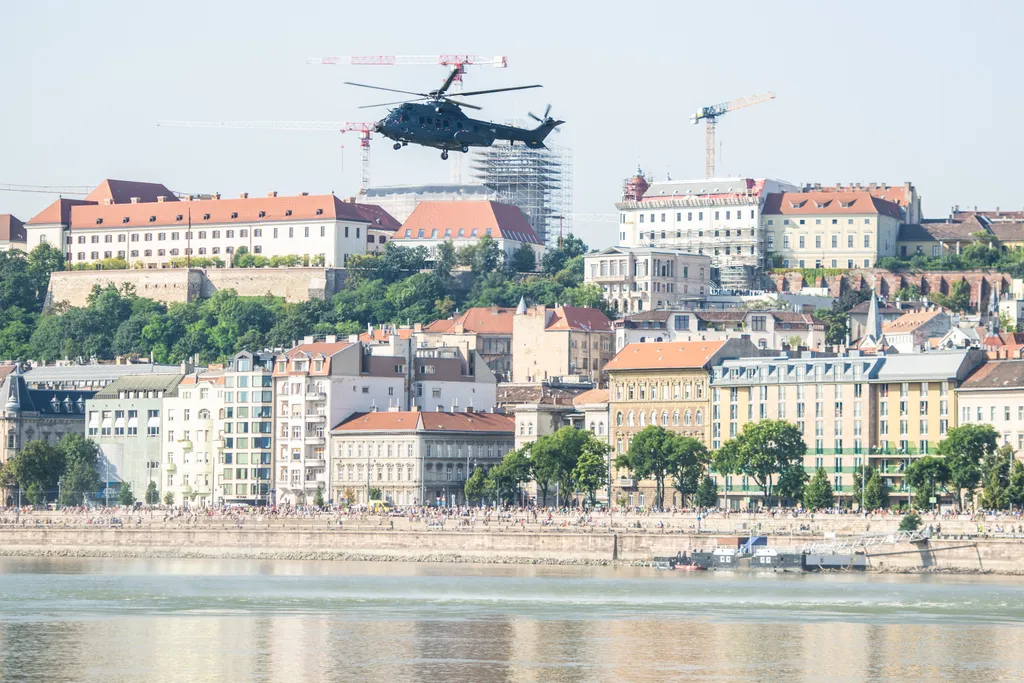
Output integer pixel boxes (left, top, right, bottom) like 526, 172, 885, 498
436, 67, 459, 97
358, 97, 430, 109
344, 82, 430, 97
453, 84, 543, 97
528, 112, 542, 122
445, 98, 483, 111
543, 103, 552, 119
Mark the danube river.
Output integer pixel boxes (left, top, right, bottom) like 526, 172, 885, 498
1, 558, 1022, 681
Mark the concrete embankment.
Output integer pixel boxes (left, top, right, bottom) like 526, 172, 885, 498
1, 527, 1023, 573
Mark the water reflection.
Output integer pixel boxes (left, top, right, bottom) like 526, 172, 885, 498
0, 558, 1023, 682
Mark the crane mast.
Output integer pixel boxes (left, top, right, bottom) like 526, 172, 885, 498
690, 91, 774, 178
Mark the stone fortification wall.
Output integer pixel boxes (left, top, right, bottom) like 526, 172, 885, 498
46, 267, 347, 309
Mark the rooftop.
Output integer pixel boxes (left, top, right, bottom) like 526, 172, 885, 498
332, 410, 514, 433
960, 360, 1024, 390
873, 350, 983, 381
605, 340, 728, 371
0, 214, 26, 243
543, 306, 613, 332
762, 191, 903, 219
882, 309, 945, 334
898, 221, 981, 243
85, 179, 178, 205
393, 200, 543, 245
573, 388, 609, 407
423, 307, 517, 336
23, 363, 182, 386
93, 373, 185, 399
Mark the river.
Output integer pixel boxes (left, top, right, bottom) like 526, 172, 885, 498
0, 557, 1022, 681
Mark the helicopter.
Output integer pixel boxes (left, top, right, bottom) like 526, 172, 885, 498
346, 68, 564, 159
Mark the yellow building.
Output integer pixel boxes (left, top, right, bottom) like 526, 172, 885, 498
896, 221, 980, 259
763, 191, 902, 269
511, 303, 614, 384
605, 338, 759, 507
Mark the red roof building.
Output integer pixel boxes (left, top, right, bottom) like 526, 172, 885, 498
391, 200, 545, 262
0, 214, 26, 250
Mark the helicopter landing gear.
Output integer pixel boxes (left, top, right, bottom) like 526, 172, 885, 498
441, 150, 449, 160
461, 145, 469, 153
393, 142, 401, 150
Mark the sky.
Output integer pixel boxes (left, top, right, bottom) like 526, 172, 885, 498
1, 0, 1022, 247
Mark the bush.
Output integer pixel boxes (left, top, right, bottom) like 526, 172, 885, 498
899, 512, 922, 531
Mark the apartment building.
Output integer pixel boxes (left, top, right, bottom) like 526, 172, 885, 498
605, 338, 760, 507
162, 372, 222, 507
216, 351, 276, 505
584, 246, 712, 313
86, 374, 183, 503
22, 179, 393, 268
614, 173, 799, 288
330, 410, 515, 506
956, 360, 1024, 455
614, 309, 825, 351
417, 307, 516, 380
763, 191, 901, 269
511, 304, 614, 384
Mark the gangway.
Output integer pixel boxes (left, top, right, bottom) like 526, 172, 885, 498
799, 529, 931, 555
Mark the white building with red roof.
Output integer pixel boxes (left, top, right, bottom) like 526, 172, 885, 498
390, 200, 545, 262
22, 179, 397, 269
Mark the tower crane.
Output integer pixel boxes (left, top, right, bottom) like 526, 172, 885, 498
0, 184, 92, 196
156, 120, 376, 194
305, 54, 507, 85
690, 91, 774, 178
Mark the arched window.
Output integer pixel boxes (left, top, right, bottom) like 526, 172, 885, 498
527, 423, 534, 435
639, 411, 646, 427
616, 438, 623, 454
198, 409, 210, 420
661, 410, 668, 426
672, 410, 679, 426
684, 410, 692, 426
598, 422, 605, 435
650, 411, 658, 426
589, 421, 595, 432
628, 411, 635, 427
696, 409, 704, 426
616, 412, 623, 427
519, 422, 525, 435
696, 383, 704, 399
684, 383, 692, 399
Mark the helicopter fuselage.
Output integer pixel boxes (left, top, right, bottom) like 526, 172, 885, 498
374, 101, 550, 152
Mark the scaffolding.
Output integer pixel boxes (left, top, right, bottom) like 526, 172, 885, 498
470, 142, 572, 247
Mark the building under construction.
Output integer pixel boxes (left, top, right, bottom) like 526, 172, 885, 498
471, 143, 572, 247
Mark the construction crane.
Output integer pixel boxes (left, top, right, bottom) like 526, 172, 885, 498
690, 91, 775, 178
0, 184, 92, 196
305, 54, 507, 85
156, 120, 376, 194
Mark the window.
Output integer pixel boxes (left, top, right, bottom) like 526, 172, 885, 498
831, 235, 838, 249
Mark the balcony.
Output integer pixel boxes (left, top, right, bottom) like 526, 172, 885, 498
305, 458, 326, 467
304, 391, 327, 402
304, 435, 326, 446
305, 414, 327, 423
618, 477, 636, 488
165, 463, 176, 473
178, 440, 193, 451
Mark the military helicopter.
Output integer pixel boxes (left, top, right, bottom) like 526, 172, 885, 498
346, 68, 564, 159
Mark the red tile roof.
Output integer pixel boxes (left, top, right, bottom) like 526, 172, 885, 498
545, 306, 613, 332
85, 179, 178, 205
423, 307, 517, 335
882, 310, 944, 334
763, 191, 903, 220
67, 194, 372, 231
393, 201, 542, 245
332, 410, 514, 433
803, 183, 912, 211
26, 198, 96, 226
604, 340, 728, 371
284, 341, 352, 358
358, 328, 412, 343
352, 203, 400, 231
573, 388, 609, 407
0, 214, 25, 243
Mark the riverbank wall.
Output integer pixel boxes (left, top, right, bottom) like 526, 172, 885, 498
1, 527, 1021, 572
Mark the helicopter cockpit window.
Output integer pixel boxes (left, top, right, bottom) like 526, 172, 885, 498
442, 120, 449, 129
419, 117, 425, 125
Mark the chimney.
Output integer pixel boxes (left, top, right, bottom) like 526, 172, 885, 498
104, 198, 114, 205
348, 197, 357, 203
301, 192, 309, 196
130, 197, 141, 204
267, 191, 278, 198
213, 193, 221, 200
410, 405, 420, 412
240, 192, 249, 199
157, 196, 166, 203
303, 335, 314, 344
325, 335, 337, 344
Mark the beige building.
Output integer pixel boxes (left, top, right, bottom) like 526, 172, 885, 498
162, 372, 220, 507
511, 303, 614, 384
956, 360, 1024, 456
417, 307, 516, 381
605, 338, 760, 507
584, 246, 712, 314
763, 190, 902, 269
330, 410, 515, 506
615, 309, 826, 352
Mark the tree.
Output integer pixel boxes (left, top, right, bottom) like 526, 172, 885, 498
853, 466, 889, 509
893, 284, 921, 302
899, 512, 922, 531
666, 436, 709, 507
980, 444, 1014, 510
163, 491, 175, 506
802, 468, 835, 511
541, 234, 587, 275
25, 482, 43, 505
815, 308, 849, 346
938, 424, 997, 511
313, 485, 325, 508
713, 420, 806, 507
615, 425, 677, 510
775, 463, 809, 504
530, 427, 593, 505
931, 279, 972, 313
509, 243, 537, 273
367, 487, 382, 500
118, 482, 135, 506
464, 467, 490, 505
1009, 458, 1024, 510
694, 475, 718, 509
145, 481, 160, 505
905, 456, 951, 510
457, 234, 503, 275
434, 240, 457, 279
488, 447, 532, 504
4, 441, 64, 499
572, 445, 609, 505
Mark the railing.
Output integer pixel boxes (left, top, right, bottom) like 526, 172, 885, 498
618, 477, 635, 488
304, 391, 327, 401
304, 435, 326, 445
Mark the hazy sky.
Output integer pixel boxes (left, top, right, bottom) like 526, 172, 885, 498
2, 0, 1021, 247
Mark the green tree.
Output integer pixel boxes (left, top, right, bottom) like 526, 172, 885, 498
694, 475, 719, 509
368, 486, 382, 500
434, 240, 457, 279
713, 420, 806, 506
853, 466, 889, 509
893, 284, 921, 301
541, 234, 588, 275
980, 444, 1014, 509
938, 424, 997, 511
775, 463, 809, 503
931, 279, 972, 313
488, 447, 532, 504
4, 440, 64, 499
1009, 458, 1024, 510
615, 425, 676, 510
144, 480, 160, 505
572, 445, 610, 505
464, 467, 490, 505
25, 481, 44, 505
666, 436, 709, 507
457, 234, 503, 275
530, 427, 593, 505
802, 468, 835, 511
899, 512, 922, 531
509, 243, 537, 273
118, 482, 135, 506
163, 491, 175, 506
313, 485, 325, 508
905, 456, 951, 510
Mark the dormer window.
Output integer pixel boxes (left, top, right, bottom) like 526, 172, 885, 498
316, 208, 324, 216
122, 217, 130, 223
788, 200, 806, 209
149, 216, 156, 222
176, 215, 183, 221
96, 218, 103, 225
231, 212, 238, 219
285, 210, 293, 217
203, 213, 211, 220
258, 211, 266, 218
